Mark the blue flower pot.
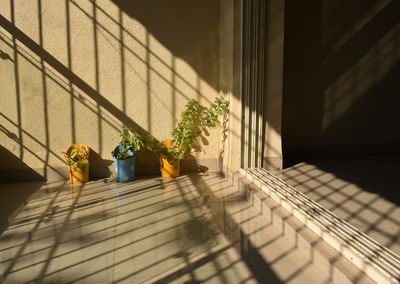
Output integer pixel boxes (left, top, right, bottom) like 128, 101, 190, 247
112, 144, 138, 182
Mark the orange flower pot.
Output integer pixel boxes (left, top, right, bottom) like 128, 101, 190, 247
160, 139, 180, 178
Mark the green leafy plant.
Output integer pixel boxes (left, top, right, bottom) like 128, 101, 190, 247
115, 126, 144, 159
115, 150, 132, 160
63, 144, 89, 171
147, 95, 229, 166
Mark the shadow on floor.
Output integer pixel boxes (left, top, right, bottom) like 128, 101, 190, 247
284, 155, 400, 206
282, 155, 400, 255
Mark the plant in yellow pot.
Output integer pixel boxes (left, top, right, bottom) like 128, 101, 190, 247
63, 144, 90, 183
147, 96, 229, 178
159, 139, 181, 178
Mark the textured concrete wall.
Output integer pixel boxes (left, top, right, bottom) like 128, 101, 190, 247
0, 0, 227, 180
220, 0, 242, 173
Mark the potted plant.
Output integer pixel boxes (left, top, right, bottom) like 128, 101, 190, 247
112, 126, 144, 182
147, 95, 229, 178
63, 143, 90, 183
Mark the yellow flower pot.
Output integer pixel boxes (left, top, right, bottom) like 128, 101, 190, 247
65, 144, 90, 183
69, 163, 89, 183
160, 154, 180, 178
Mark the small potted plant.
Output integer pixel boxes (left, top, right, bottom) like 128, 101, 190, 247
63, 143, 90, 183
147, 96, 229, 178
112, 126, 144, 182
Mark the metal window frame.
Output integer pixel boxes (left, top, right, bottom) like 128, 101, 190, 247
241, 0, 266, 169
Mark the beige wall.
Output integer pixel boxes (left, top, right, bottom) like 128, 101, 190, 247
0, 0, 233, 180
219, 0, 242, 173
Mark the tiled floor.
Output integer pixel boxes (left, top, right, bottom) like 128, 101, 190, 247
0, 173, 378, 283
281, 156, 400, 256
0, 175, 254, 283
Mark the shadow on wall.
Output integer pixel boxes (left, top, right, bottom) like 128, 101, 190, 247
88, 148, 112, 179
282, 0, 400, 216
0, 145, 45, 234
0, 0, 222, 181
111, 0, 220, 90
0, 15, 152, 178
0, 145, 45, 181
283, 0, 400, 156
322, 61, 400, 148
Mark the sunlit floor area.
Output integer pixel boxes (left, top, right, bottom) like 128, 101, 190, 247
0, 175, 246, 283
281, 156, 400, 256
0, 173, 347, 284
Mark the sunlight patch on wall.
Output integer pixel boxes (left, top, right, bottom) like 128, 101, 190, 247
0, 0, 224, 175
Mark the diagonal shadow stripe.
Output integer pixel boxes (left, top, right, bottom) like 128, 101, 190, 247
323, 0, 400, 88
0, 14, 148, 137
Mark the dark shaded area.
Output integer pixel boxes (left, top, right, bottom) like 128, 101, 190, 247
0, 181, 43, 234
323, 0, 400, 87
282, 0, 400, 155
0, 146, 45, 234
321, 62, 400, 147
181, 158, 209, 174
238, 231, 282, 284
0, 145, 44, 182
322, 0, 378, 49
111, 0, 220, 90
282, 0, 324, 150
281, 0, 400, 253
88, 148, 112, 179
283, 143, 400, 161
285, 155, 400, 206
0, 49, 12, 61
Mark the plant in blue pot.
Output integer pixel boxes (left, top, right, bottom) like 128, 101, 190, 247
112, 126, 144, 182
